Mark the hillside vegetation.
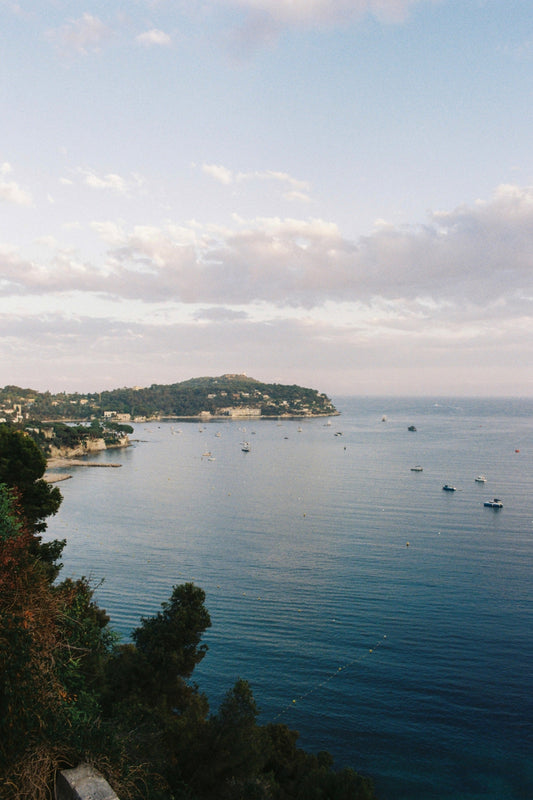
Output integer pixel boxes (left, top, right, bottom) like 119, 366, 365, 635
0, 375, 337, 421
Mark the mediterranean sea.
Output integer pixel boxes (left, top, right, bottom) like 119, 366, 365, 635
44, 397, 533, 800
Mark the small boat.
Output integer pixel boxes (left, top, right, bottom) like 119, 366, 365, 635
475, 475, 487, 483
484, 498, 503, 508
408, 425, 417, 432
442, 484, 457, 491
241, 442, 250, 452
410, 465, 423, 472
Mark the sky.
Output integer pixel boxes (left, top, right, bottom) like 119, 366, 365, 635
1, 0, 532, 397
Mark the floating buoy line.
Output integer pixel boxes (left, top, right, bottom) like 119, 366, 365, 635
271, 633, 388, 722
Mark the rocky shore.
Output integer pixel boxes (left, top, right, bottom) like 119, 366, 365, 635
44, 437, 129, 483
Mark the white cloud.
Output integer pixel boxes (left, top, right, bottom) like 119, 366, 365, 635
0, 178, 32, 206
202, 163, 234, 184
78, 169, 143, 195
136, 29, 172, 47
284, 190, 312, 203
90, 221, 125, 246
2, 186, 532, 331
201, 163, 312, 200
0, 162, 32, 206
46, 13, 111, 55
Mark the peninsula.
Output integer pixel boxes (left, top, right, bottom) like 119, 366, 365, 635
0, 374, 338, 423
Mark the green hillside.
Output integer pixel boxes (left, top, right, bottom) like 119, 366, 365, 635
0, 375, 338, 421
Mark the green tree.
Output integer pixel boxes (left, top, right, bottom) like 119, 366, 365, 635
105, 583, 211, 714
192, 679, 269, 799
0, 429, 64, 579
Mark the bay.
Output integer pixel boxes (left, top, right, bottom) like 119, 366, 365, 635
44, 397, 533, 800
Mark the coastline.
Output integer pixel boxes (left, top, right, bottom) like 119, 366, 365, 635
44, 457, 123, 483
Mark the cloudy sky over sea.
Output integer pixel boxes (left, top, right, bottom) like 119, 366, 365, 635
1, 0, 532, 395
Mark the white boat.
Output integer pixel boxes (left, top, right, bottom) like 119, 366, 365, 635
241, 442, 250, 452
475, 475, 487, 483
410, 465, 423, 472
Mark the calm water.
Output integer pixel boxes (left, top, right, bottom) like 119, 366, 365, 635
45, 397, 533, 800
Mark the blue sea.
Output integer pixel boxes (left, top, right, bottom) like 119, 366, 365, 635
44, 397, 533, 800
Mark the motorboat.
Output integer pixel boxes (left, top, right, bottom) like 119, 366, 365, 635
241, 442, 250, 452
408, 425, 417, 432
484, 498, 503, 508
475, 475, 487, 483
442, 484, 457, 491
410, 465, 423, 472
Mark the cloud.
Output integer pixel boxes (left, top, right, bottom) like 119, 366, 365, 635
78, 169, 143, 195
0, 179, 32, 206
202, 163, 234, 185
1, 304, 530, 396
225, 0, 427, 26
0, 162, 32, 206
220, 0, 431, 54
46, 13, 111, 55
201, 163, 312, 200
136, 29, 172, 47
2, 185, 532, 328
193, 306, 249, 321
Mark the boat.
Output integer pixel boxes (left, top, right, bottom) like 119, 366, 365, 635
475, 475, 487, 483
410, 465, 423, 472
484, 498, 503, 508
408, 425, 417, 432
241, 442, 250, 452
442, 484, 457, 491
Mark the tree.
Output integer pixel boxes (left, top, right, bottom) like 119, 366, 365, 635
192, 679, 269, 798
105, 583, 211, 714
0, 428, 64, 579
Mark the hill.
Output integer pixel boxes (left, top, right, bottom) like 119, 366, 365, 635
0, 375, 338, 422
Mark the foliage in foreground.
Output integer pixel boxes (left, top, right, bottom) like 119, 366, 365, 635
0, 431, 376, 800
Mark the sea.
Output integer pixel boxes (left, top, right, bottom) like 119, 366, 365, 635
44, 397, 533, 800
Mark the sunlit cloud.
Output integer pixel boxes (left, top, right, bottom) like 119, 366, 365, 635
3, 186, 532, 320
